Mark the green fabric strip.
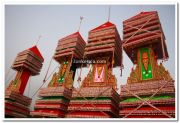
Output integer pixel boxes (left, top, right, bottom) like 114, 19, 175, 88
5, 98, 15, 102
40, 96, 68, 101
121, 95, 173, 102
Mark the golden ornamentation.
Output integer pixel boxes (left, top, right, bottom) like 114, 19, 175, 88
48, 58, 74, 89
81, 57, 117, 90
6, 69, 23, 93
127, 47, 173, 84
97, 66, 103, 78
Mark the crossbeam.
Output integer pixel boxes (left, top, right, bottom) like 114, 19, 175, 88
123, 14, 156, 44
122, 79, 173, 118
68, 86, 113, 117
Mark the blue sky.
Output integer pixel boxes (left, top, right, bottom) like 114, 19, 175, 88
5, 5, 175, 110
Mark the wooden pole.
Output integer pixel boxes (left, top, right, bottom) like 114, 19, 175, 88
108, 6, 111, 21
35, 35, 42, 46
78, 16, 83, 32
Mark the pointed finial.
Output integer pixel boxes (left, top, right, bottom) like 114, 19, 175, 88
140, 5, 143, 12
78, 16, 83, 32
108, 6, 111, 21
35, 35, 42, 46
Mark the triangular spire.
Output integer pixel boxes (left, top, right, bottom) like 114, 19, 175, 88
90, 21, 115, 31
29, 45, 44, 61
61, 32, 79, 40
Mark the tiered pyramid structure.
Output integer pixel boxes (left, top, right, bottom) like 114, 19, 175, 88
31, 32, 86, 117
119, 11, 175, 118
5, 46, 44, 118
66, 21, 122, 118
